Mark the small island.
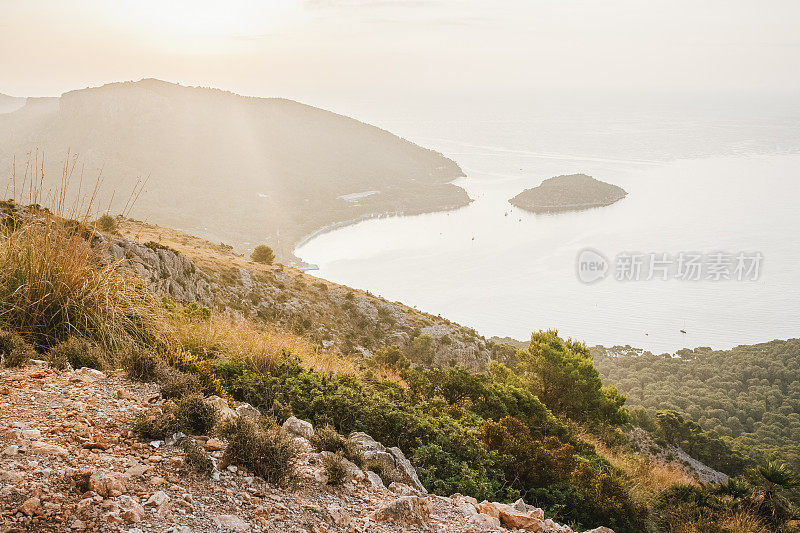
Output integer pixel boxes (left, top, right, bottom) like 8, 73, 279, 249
509, 173, 627, 213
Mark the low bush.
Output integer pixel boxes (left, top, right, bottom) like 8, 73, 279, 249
182, 438, 214, 476
122, 345, 161, 381
158, 366, 203, 399
175, 394, 219, 435
223, 416, 300, 487
132, 408, 180, 440
47, 337, 109, 370
0, 209, 170, 352
0, 330, 37, 367
309, 424, 347, 454
96, 214, 117, 232
322, 452, 348, 486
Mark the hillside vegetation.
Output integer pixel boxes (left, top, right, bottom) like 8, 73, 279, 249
594, 342, 800, 472
0, 194, 797, 532
0, 79, 470, 264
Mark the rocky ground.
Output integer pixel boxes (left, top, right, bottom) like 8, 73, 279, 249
0, 364, 614, 533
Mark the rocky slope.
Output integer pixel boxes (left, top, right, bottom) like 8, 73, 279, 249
0, 363, 611, 533
104, 217, 493, 372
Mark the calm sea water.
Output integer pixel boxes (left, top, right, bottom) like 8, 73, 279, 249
296, 100, 800, 353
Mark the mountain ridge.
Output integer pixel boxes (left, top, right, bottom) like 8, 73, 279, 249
0, 79, 471, 266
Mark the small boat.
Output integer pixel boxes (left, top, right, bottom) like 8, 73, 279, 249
680, 329, 687, 334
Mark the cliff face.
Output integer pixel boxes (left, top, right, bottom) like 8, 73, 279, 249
101, 218, 492, 372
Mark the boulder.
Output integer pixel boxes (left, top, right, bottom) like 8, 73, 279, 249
370, 495, 432, 527
583, 528, 615, 533
117, 495, 145, 523
477, 501, 558, 532
282, 416, 314, 438
347, 432, 427, 493
29, 441, 68, 456
89, 470, 127, 498
365, 470, 385, 490
212, 514, 250, 532
463, 513, 502, 532
235, 403, 260, 420
388, 446, 426, 493
450, 493, 479, 517
144, 490, 170, 509
19, 497, 41, 517
206, 396, 237, 423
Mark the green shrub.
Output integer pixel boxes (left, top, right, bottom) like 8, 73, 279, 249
176, 394, 218, 435
250, 245, 275, 265
121, 345, 161, 381
309, 424, 347, 454
158, 366, 203, 399
0, 330, 37, 367
132, 408, 180, 440
322, 452, 348, 486
223, 416, 299, 486
182, 438, 214, 476
96, 214, 117, 232
5, 343, 37, 367
48, 337, 103, 370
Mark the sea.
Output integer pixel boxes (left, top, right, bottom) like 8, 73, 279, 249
296, 95, 800, 353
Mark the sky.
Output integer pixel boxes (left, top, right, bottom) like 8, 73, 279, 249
1, 0, 799, 111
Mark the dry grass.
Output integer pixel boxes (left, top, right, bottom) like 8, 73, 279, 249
719, 511, 772, 533
580, 431, 697, 508
171, 312, 359, 376
0, 169, 170, 352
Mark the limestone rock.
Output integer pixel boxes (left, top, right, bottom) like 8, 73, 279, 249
463, 513, 502, 532
282, 416, 314, 438
19, 496, 41, 517
117, 495, 146, 523
370, 495, 432, 527
72, 367, 106, 382
89, 470, 128, 498
235, 403, 261, 420
212, 514, 250, 532
144, 490, 170, 509
206, 395, 237, 423
365, 470, 385, 490
476, 501, 563, 532
204, 437, 225, 451
28, 440, 68, 456
347, 432, 427, 493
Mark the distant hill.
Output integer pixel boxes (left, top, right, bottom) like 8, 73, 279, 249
0, 93, 26, 114
509, 173, 626, 213
0, 79, 469, 265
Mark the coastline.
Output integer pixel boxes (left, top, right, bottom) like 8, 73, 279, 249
291, 199, 473, 269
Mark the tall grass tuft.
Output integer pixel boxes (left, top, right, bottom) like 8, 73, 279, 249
0, 156, 169, 352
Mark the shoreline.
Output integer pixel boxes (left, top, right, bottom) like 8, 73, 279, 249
292, 200, 473, 268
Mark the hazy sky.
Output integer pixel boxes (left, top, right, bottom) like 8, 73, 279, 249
2, 0, 799, 106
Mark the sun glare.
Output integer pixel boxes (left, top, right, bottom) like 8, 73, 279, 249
126, 0, 300, 52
